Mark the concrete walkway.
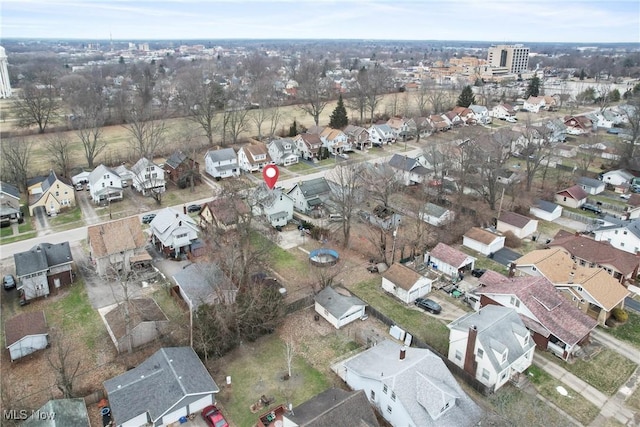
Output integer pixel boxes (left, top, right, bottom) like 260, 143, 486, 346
591, 327, 640, 363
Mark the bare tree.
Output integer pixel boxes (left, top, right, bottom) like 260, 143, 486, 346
284, 341, 295, 379
345, 78, 368, 124
13, 72, 61, 133
1, 138, 33, 192
124, 105, 168, 160
424, 79, 453, 113
75, 115, 106, 168
616, 96, 640, 167
516, 125, 554, 191
362, 65, 394, 124
46, 133, 73, 178
47, 328, 81, 398
250, 77, 282, 140
223, 108, 250, 145
328, 163, 364, 248
296, 60, 331, 126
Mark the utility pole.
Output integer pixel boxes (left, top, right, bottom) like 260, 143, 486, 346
497, 187, 505, 220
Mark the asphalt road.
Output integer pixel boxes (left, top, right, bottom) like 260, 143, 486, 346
625, 296, 640, 313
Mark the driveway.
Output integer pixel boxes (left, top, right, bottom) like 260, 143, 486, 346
76, 189, 101, 225
33, 206, 51, 236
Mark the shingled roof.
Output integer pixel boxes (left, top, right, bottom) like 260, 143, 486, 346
429, 242, 474, 268
382, 263, 422, 291
556, 184, 588, 201
87, 217, 146, 258
5, 311, 47, 347
498, 211, 534, 229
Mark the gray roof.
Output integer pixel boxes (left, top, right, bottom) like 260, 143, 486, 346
533, 199, 560, 213
23, 399, 90, 427
269, 138, 295, 154
388, 154, 429, 175
448, 305, 535, 374
596, 218, 640, 238
40, 170, 58, 193
314, 287, 366, 319
165, 150, 188, 169
577, 176, 604, 188
424, 202, 449, 218
343, 340, 483, 426
286, 388, 379, 427
0, 181, 20, 199
88, 164, 120, 185
468, 104, 488, 114
14, 242, 73, 277
104, 347, 219, 425
297, 178, 331, 198
173, 263, 236, 310
206, 147, 237, 163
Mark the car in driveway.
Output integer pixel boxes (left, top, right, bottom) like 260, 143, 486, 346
187, 204, 202, 213
471, 268, 486, 278
580, 203, 602, 214
202, 405, 229, 427
3, 274, 16, 290
620, 193, 631, 200
414, 297, 441, 314
141, 213, 156, 224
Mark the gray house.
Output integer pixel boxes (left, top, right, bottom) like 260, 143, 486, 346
267, 138, 299, 166
577, 176, 606, 195
314, 286, 367, 329
173, 263, 237, 312
13, 242, 74, 301
287, 177, 333, 216
0, 181, 22, 225
388, 154, 431, 186
103, 347, 220, 426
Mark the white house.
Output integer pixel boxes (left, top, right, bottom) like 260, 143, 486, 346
88, 164, 123, 204
469, 104, 491, 124
426, 242, 476, 278
150, 208, 200, 258
204, 148, 240, 179
368, 124, 396, 146
554, 185, 588, 209
462, 227, 505, 256
447, 305, 535, 392
5, 311, 48, 361
381, 263, 435, 304
530, 199, 562, 221
320, 127, 350, 154
496, 211, 538, 239
314, 286, 367, 329
130, 157, 166, 196
592, 218, 640, 254
237, 143, 272, 173
490, 103, 517, 120
294, 133, 322, 161
251, 184, 294, 228
388, 154, 431, 186
601, 169, 635, 186
577, 176, 605, 195
267, 138, 299, 166
333, 340, 483, 427
420, 202, 455, 227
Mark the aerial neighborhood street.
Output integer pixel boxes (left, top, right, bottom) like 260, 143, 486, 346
1, 4, 640, 426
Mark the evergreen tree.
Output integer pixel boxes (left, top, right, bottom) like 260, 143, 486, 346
456, 85, 476, 108
329, 94, 348, 128
609, 88, 621, 102
579, 69, 586, 80
525, 74, 541, 98
288, 119, 298, 137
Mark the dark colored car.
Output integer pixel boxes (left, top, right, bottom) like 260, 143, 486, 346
202, 405, 229, 427
581, 203, 602, 214
3, 274, 16, 290
187, 204, 202, 213
141, 213, 156, 224
414, 297, 442, 314
471, 268, 486, 278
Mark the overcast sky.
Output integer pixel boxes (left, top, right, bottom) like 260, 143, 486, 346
2, 0, 639, 43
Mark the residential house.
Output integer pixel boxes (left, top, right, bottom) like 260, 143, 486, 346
320, 127, 350, 154
428, 114, 451, 132
448, 306, 535, 392
469, 104, 491, 124
592, 218, 640, 254
554, 184, 588, 209
496, 211, 538, 239
199, 198, 250, 231
88, 217, 147, 277
28, 170, 75, 215
491, 103, 517, 120
553, 143, 578, 159
314, 286, 367, 329
544, 118, 567, 143
130, 157, 166, 196
23, 399, 90, 427
529, 199, 562, 221
294, 133, 323, 161
368, 124, 396, 145
71, 171, 91, 186
522, 95, 556, 113
444, 110, 464, 127
564, 115, 593, 135
370, 205, 401, 230
387, 116, 417, 140
344, 125, 371, 150
451, 106, 475, 124
577, 176, 605, 195
204, 148, 240, 179
103, 347, 220, 426
287, 177, 332, 216
414, 116, 434, 138
463, 227, 505, 256
164, 150, 200, 186
251, 184, 294, 228
381, 263, 435, 303
88, 164, 123, 204
101, 298, 169, 354
601, 169, 635, 186
514, 248, 629, 325
150, 208, 200, 258
419, 202, 455, 227
333, 340, 483, 427
496, 169, 521, 185
426, 242, 476, 278
388, 154, 431, 186
237, 143, 272, 173
14, 242, 74, 301
587, 111, 615, 129
0, 181, 22, 224
5, 311, 48, 361
476, 275, 597, 360
172, 263, 237, 311
267, 138, 299, 166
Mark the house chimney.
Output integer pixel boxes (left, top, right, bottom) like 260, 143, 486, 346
463, 325, 478, 376
508, 262, 517, 278
399, 346, 406, 361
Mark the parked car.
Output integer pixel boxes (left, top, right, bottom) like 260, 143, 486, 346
471, 268, 486, 278
187, 204, 202, 213
3, 274, 16, 290
338, 153, 350, 159
580, 203, 602, 214
620, 193, 631, 200
202, 405, 229, 427
141, 213, 156, 224
414, 297, 442, 314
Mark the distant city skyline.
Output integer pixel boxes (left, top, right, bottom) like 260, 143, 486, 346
2, 0, 639, 44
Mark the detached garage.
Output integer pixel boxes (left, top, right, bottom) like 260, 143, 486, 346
5, 311, 48, 361
315, 286, 367, 329
463, 227, 505, 256
382, 263, 434, 304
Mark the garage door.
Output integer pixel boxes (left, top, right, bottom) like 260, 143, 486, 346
189, 395, 213, 414
162, 406, 187, 426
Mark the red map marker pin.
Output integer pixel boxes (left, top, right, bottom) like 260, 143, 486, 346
262, 164, 279, 189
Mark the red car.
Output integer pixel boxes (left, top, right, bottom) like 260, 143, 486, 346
202, 405, 229, 427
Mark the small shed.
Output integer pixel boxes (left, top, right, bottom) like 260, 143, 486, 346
577, 177, 605, 195
530, 199, 562, 221
463, 227, 505, 256
426, 242, 476, 278
314, 286, 367, 329
420, 202, 455, 227
5, 311, 48, 361
382, 263, 434, 303
496, 211, 538, 239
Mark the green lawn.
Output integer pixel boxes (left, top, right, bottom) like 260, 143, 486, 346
0, 230, 37, 244
216, 334, 330, 427
348, 278, 450, 354
18, 219, 34, 233
604, 311, 640, 349
527, 365, 600, 425
287, 162, 315, 173
49, 206, 83, 227
0, 226, 13, 237
252, 231, 310, 274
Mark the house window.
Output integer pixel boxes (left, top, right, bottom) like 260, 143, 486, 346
502, 352, 507, 363
55, 191, 59, 196
510, 296, 520, 308
383, 384, 387, 394
524, 335, 529, 345
577, 286, 583, 292
387, 405, 392, 414
370, 390, 375, 401
455, 350, 462, 360
615, 230, 619, 234
441, 402, 450, 413
624, 231, 628, 235
391, 392, 396, 401
482, 369, 490, 380
563, 197, 567, 202
477, 348, 484, 359
531, 266, 537, 271
621, 242, 625, 247
176, 233, 188, 239
501, 371, 508, 380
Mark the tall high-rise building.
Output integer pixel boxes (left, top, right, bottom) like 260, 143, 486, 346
487, 44, 530, 74
0, 46, 12, 98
